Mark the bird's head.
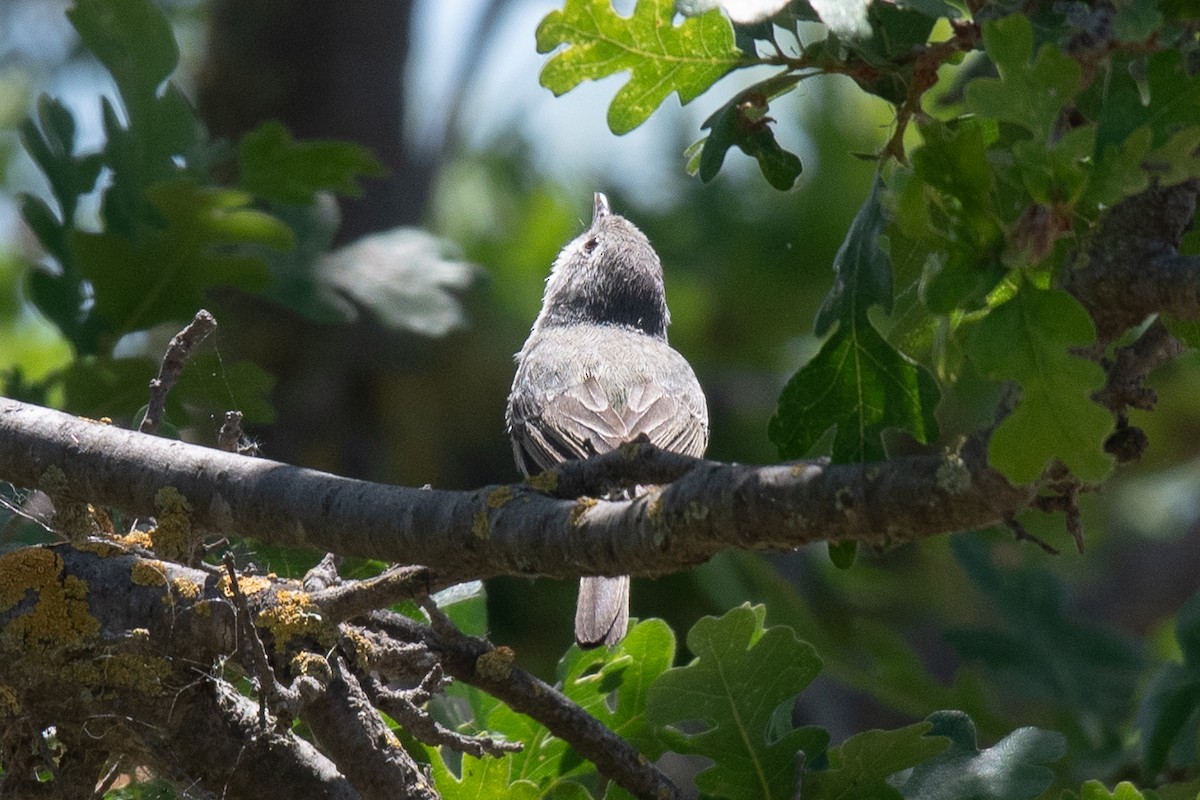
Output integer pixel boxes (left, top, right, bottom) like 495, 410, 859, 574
535, 193, 670, 340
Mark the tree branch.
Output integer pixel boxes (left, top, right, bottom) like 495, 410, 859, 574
0, 398, 1036, 586
1065, 179, 1200, 343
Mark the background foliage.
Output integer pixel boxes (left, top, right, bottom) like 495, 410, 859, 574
2, 0, 1200, 798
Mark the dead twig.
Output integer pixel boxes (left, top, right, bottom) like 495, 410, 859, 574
140, 310, 217, 436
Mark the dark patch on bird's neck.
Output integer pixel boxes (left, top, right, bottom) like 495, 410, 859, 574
541, 272, 669, 340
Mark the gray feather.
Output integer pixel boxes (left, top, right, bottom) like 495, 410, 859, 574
506, 196, 708, 648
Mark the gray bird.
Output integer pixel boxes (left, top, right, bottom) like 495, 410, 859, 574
506, 193, 709, 648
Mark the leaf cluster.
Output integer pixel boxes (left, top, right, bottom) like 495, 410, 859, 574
416, 604, 1069, 800
536, 0, 1200, 490
11, 0, 407, 433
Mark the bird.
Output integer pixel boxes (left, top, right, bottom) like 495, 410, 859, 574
506, 192, 709, 648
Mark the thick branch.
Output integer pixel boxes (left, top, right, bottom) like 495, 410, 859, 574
0, 399, 1035, 585
1065, 179, 1200, 342
0, 546, 362, 800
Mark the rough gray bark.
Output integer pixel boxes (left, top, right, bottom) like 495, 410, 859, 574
0, 398, 1036, 586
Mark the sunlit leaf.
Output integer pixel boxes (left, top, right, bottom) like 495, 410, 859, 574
537, 0, 742, 134
968, 287, 1112, 483
964, 16, 1081, 141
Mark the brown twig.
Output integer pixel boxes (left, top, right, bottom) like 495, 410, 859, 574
1002, 512, 1060, 556
301, 656, 439, 800
222, 553, 301, 729
140, 310, 218, 436
217, 410, 246, 452
310, 564, 431, 624
362, 668, 522, 758
394, 601, 683, 800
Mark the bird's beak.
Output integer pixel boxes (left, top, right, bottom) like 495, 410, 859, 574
593, 192, 610, 223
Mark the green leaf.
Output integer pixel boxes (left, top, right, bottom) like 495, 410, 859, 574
969, 287, 1112, 483
816, 174, 893, 335
1076, 780, 1149, 800
646, 604, 827, 800
947, 537, 1145, 740
560, 618, 675, 755
769, 316, 941, 462
893, 710, 1065, 800
964, 16, 1081, 141
536, 0, 742, 134
484, 619, 673, 785
73, 181, 292, 336
1137, 590, 1200, 777
1162, 314, 1200, 350
238, 121, 386, 204
67, 0, 178, 105
1112, 0, 1163, 43
61, 357, 158, 420
827, 540, 858, 569
422, 749, 540, 800
803, 722, 949, 800
691, 73, 803, 189
20, 96, 103, 227
1094, 51, 1200, 153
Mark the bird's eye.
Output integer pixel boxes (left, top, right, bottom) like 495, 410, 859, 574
582, 237, 598, 254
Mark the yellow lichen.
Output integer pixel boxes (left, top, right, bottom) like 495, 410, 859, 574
487, 485, 514, 508
290, 651, 332, 685
527, 469, 558, 493
89, 504, 115, 535
474, 646, 515, 682
255, 589, 332, 653
569, 496, 599, 528
472, 510, 490, 540
342, 627, 374, 670
218, 573, 272, 598
150, 487, 193, 561
167, 576, 203, 604
60, 652, 171, 694
0, 548, 100, 653
130, 560, 168, 587
39, 466, 97, 542
119, 529, 154, 549
75, 540, 126, 558
0, 683, 19, 719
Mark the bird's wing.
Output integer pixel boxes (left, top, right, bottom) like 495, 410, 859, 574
512, 375, 707, 474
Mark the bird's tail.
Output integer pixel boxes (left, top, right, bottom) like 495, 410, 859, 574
575, 575, 630, 648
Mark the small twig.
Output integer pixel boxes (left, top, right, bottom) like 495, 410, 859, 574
363, 669, 523, 758
310, 564, 431, 624
380, 605, 682, 800
92, 757, 124, 799
1003, 513, 1060, 555
302, 656, 439, 800
217, 410, 245, 453
222, 553, 300, 729
303, 553, 341, 592
341, 624, 439, 684
140, 310, 217, 436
